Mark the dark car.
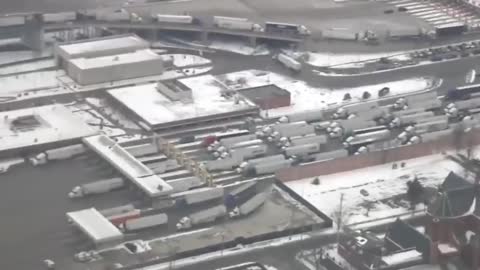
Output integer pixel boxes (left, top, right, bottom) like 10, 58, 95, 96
398, 6, 408, 12
461, 52, 470, 58
473, 49, 480, 55
378, 87, 390, 97
430, 56, 443, 62
384, 9, 394, 14
444, 54, 457, 60
178, 135, 196, 144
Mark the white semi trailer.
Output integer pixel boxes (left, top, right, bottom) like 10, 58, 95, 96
176, 205, 227, 230
120, 213, 168, 232
229, 192, 267, 218
69, 177, 124, 198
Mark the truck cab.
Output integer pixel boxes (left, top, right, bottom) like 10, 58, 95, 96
176, 217, 192, 230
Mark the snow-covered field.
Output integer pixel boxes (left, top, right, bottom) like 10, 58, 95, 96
0, 59, 56, 75
286, 153, 464, 225
0, 70, 61, 95
216, 69, 437, 118
161, 54, 211, 68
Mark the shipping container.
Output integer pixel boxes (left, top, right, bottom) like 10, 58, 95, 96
277, 53, 302, 71
230, 144, 267, 160
229, 192, 267, 218
310, 149, 349, 162
176, 205, 226, 230
69, 177, 124, 198
220, 134, 257, 147
322, 29, 358, 41
290, 134, 327, 146
120, 213, 168, 231
213, 16, 260, 31
43, 12, 77, 23
46, 144, 86, 160
0, 16, 25, 27
155, 14, 194, 24
168, 176, 203, 192
99, 204, 136, 217
108, 209, 141, 226
284, 109, 324, 123
339, 118, 377, 133
183, 187, 225, 205
253, 159, 293, 175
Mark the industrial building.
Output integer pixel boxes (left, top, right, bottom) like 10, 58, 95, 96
107, 76, 259, 130
54, 34, 164, 85
239, 84, 291, 110
0, 105, 97, 157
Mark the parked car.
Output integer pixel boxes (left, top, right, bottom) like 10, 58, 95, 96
179, 135, 196, 144
398, 6, 408, 12
384, 9, 394, 14
444, 53, 457, 60
461, 52, 470, 58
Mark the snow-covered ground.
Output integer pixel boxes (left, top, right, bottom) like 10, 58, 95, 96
216, 69, 437, 118
0, 50, 52, 65
0, 158, 25, 174
286, 152, 464, 225
0, 59, 56, 75
161, 54, 211, 68
0, 70, 61, 96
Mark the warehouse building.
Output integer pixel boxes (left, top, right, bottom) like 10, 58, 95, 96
239, 84, 291, 110
67, 49, 164, 85
54, 34, 149, 68
54, 34, 164, 85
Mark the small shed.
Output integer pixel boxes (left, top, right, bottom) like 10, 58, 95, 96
239, 84, 291, 110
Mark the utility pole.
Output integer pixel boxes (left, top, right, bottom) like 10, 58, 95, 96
336, 193, 345, 244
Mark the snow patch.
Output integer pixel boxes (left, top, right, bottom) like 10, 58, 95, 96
161, 54, 211, 68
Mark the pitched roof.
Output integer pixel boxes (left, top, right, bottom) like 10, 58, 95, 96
441, 171, 473, 192
385, 219, 431, 255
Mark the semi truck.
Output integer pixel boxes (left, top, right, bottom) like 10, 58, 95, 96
202, 130, 250, 146
95, 9, 130, 21
435, 22, 466, 36
343, 129, 391, 148
99, 204, 136, 217
183, 187, 224, 205
119, 213, 168, 232
276, 53, 302, 72
204, 155, 242, 171
279, 109, 324, 123
388, 28, 423, 39
229, 192, 267, 218
248, 159, 293, 176
290, 134, 328, 146
155, 14, 194, 24
389, 111, 435, 128
68, 177, 124, 198
322, 29, 358, 41
108, 209, 141, 226
213, 16, 262, 31
310, 149, 349, 162
265, 22, 310, 35
176, 205, 227, 230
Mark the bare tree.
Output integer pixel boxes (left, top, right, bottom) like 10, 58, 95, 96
332, 194, 351, 243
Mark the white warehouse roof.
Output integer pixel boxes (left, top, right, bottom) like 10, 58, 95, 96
67, 208, 123, 244
82, 135, 173, 197
69, 49, 162, 70
56, 34, 149, 59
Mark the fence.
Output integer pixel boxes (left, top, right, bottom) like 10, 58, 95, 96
276, 128, 480, 182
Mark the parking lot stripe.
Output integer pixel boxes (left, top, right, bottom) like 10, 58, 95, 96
431, 18, 460, 25
408, 7, 435, 14
426, 15, 454, 22
412, 9, 439, 16
419, 12, 448, 19
390, 0, 413, 4
395, 2, 423, 7
405, 4, 429, 9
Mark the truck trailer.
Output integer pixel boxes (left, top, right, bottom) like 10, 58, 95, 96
69, 177, 124, 198
277, 53, 302, 72
183, 187, 225, 205
176, 205, 227, 230
120, 213, 168, 232
155, 14, 194, 24
229, 192, 267, 218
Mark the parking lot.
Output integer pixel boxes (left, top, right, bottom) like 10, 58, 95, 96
386, 0, 480, 29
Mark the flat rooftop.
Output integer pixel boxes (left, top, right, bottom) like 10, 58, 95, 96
107, 75, 258, 130
0, 104, 97, 154
67, 208, 123, 245
239, 84, 290, 100
56, 34, 149, 58
69, 49, 162, 70
83, 135, 173, 197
